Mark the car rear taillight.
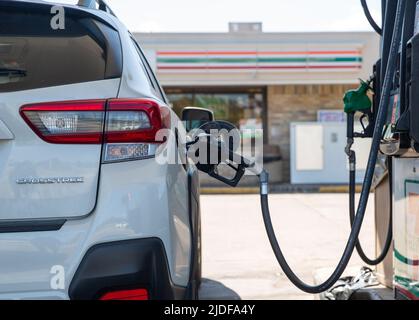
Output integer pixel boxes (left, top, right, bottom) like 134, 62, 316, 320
20, 99, 166, 162
103, 99, 163, 162
20, 100, 106, 144
99, 288, 149, 300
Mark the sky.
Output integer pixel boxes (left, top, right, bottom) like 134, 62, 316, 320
52, 0, 382, 33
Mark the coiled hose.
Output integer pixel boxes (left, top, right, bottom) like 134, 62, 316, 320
348, 151, 392, 266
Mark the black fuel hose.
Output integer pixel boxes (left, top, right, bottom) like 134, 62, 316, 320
258, 0, 405, 294
348, 152, 392, 266
361, 0, 382, 35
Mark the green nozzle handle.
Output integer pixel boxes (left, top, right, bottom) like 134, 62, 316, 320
343, 80, 372, 114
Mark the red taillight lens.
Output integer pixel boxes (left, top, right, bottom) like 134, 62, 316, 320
103, 99, 165, 162
99, 288, 149, 301
21, 99, 165, 142
20, 100, 106, 144
21, 99, 166, 162
105, 99, 163, 143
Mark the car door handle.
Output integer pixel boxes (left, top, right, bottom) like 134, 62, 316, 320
0, 120, 14, 140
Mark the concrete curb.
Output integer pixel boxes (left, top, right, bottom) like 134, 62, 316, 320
201, 185, 363, 194
201, 187, 259, 195
318, 185, 363, 193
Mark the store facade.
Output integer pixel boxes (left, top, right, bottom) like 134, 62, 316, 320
135, 27, 379, 183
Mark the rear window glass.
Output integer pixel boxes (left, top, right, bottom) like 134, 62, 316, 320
0, 6, 122, 93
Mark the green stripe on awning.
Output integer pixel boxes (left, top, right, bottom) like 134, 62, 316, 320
157, 57, 363, 64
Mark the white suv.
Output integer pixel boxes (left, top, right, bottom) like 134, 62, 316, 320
0, 0, 201, 300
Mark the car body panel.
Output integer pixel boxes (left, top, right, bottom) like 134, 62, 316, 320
0, 1, 196, 299
0, 158, 191, 298
0, 79, 120, 221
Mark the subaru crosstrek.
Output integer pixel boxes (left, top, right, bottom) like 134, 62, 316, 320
0, 0, 201, 300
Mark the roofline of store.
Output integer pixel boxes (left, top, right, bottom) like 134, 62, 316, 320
134, 31, 378, 46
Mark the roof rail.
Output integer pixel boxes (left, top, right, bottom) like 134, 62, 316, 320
77, 0, 117, 17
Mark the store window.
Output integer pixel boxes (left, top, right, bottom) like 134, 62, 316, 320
166, 87, 266, 141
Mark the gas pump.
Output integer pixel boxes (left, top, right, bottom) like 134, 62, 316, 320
183, 0, 419, 299
383, 0, 419, 300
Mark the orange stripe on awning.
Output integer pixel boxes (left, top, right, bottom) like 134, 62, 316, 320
157, 51, 361, 56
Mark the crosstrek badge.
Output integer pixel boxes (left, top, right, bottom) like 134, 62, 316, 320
16, 177, 84, 184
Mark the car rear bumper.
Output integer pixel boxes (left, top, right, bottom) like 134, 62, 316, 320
69, 237, 186, 300
0, 159, 191, 299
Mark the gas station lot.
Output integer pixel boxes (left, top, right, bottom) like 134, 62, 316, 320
199, 194, 375, 300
